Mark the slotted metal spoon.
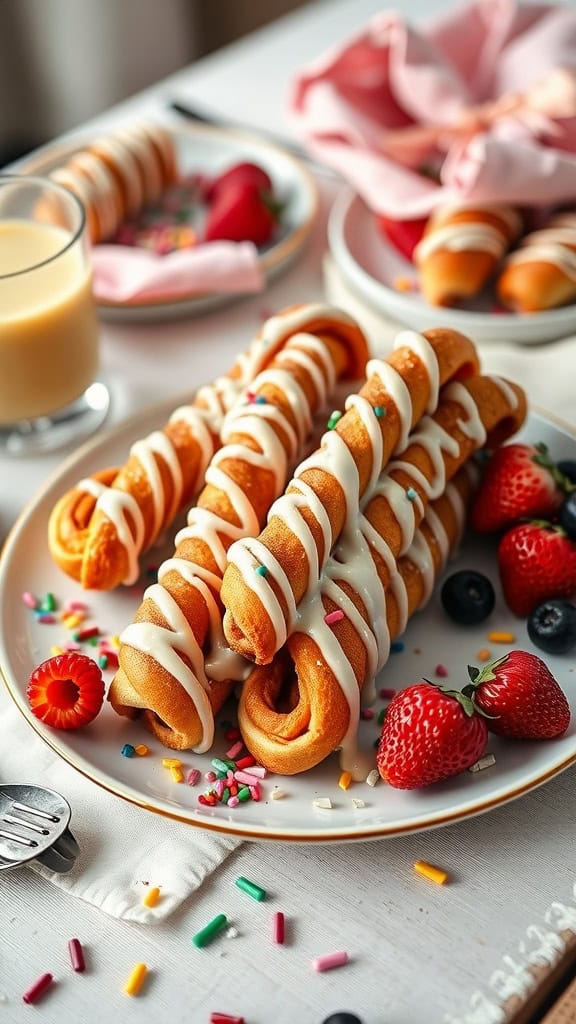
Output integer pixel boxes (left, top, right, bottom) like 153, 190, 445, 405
0, 785, 79, 873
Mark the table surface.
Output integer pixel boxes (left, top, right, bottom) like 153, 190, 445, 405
2, 1, 576, 1022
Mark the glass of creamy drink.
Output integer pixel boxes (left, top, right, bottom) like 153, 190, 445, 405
0, 174, 110, 454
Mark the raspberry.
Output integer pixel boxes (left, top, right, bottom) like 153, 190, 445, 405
26, 652, 105, 730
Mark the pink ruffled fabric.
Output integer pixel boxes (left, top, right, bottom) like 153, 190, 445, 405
91, 241, 265, 303
289, 0, 576, 217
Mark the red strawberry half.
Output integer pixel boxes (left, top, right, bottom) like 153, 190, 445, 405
26, 652, 105, 730
204, 181, 279, 246
377, 680, 488, 789
376, 215, 427, 262
471, 442, 572, 534
498, 521, 576, 617
204, 161, 272, 203
465, 650, 570, 740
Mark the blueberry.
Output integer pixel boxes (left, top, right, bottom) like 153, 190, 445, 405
441, 570, 495, 625
558, 459, 576, 485
527, 600, 576, 654
559, 492, 576, 541
322, 1016, 363, 1024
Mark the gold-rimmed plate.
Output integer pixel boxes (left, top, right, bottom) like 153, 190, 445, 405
19, 123, 319, 322
1, 396, 576, 842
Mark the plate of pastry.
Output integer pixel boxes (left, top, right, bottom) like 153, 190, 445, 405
19, 120, 319, 321
328, 188, 576, 345
2, 303, 576, 843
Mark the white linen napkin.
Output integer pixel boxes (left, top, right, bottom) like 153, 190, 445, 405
0, 690, 241, 922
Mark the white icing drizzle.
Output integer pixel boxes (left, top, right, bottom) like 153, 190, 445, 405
431, 202, 522, 236
489, 376, 519, 411
120, 320, 350, 750
507, 240, 576, 282
443, 382, 488, 447
365, 357, 413, 452
394, 330, 440, 413
415, 222, 509, 263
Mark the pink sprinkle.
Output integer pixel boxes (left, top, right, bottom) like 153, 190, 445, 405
246, 391, 256, 403
186, 769, 201, 787
65, 600, 88, 613
68, 937, 85, 973
379, 687, 397, 699
324, 609, 345, 626
311, 950, 350, 972
215, 779, 226, 799
272, 911, 285, 944
64, 641, 81, 652
227, 795, 240, 808
240, 764, 267, 779
360, 708, 375, 720
210, 1013, 245, 1024
22, 591, 38, 608
224, 727, 241, 742
205, 771, 217, 783
435, 664, 449, 678
249, 785, 261, 802
226, 741, 243, 760
234, 770, 260, 786
36, 614, 56, 624
22, 972, 54, 1004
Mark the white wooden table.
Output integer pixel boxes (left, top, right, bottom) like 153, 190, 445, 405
2, 2, 576, 1022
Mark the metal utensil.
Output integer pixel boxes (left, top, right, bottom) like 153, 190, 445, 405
0, 785, 79, 874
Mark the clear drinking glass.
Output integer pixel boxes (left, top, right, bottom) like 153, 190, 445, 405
0, 174, 110, 455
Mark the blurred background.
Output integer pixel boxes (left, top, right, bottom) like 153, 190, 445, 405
0, 0, 309, 166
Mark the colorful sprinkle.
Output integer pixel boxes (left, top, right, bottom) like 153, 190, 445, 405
238, 764, 266, 779
487, 631, 516, 644
162, 757, 182, 769
237, 786, 251, 803
211, 757, 233, 774
366, 769, 380, 787
42, 592, 56, 612
435, 664, 449, 678
143, 886, 161, 908
21, 591, 38, 609
469, 753, 496, 773
235, 876, 266, 902
373, 405, 386, 418
123, 963, 148, 996
50, 646, 64, 657
98, 655, 108, 670
271, 788, 285, 800
227, 795, 240, 808
272, 911, 285, 945
390, 641, 404, 653
63, 613, 83, 630
327, 410, 342, 429
324, 609, 345, 626
379, 687, 397, 699
393, 275, 418, 292
121, 744, 136, 758
360, 707, 375, 720
134, 744, 149, 756
193, 914, 228, 947
233, 770, 259, 787
338, 771, 352, 790
352, 798, 366, 809
313, 797, 332, 809
406, 487, 418, 502
170, 766, 184, 783
186, 768, 201, 786
311, 950, 350, 972
249, 784, 261, 802
254, 565, 268, 577
377, 707, 387, 725
73, 625, 100, 641
210, 1014, 245, 1024
477, 648, 492, 661
255, 395, 268, 405
68, 938, 85, 973
235, 755, 255, 769
414, 860, 449, 885
22, 972, 54, 1004
36, 613, 56, 624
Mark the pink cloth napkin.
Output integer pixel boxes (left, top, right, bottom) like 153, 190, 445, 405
289, 0, 576, 217
91, 241, 265, 303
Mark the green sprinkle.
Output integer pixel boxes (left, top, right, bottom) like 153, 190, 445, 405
373, 406, 386, 418
255, 565, 268, 577
88, 636, 99, 646
43, 592, 56, 612
406, 487, 418, 502
238, 786, 251, 802
221, 787, 230, 803
255, 395, 267, 405
235, 876, 267, 902
377, 707, 387, 725
98, 655, 108, 670
211, 757, 230, 774
327, 410, 342, 429
216, 770, 227, 780
192, 913, 228, 947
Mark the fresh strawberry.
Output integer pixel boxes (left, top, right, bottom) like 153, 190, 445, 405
204, 161, 273, 203
465, 650, 570, 739
377, 680, 488, 789
375, 215, 427, 261
498, 521, 576, 617
471, 442, 572, 534
204, 181, 279, 246
26, 652, 105, 730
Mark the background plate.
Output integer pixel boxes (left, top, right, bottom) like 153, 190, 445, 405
1, 398, 576, 842
328, 188, 576, 345
20, 123, 318, 322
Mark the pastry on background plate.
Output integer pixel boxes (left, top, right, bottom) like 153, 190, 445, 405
497, 211, 576, 312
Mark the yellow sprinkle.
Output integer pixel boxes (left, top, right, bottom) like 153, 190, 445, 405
393, 275, 416, 292
143, 886, 161, 908
50, 646, 64, 656
110, 634, 121, 649
123, 962, 148, 996
162, 757, 182, 769
477, 648, 492, 662
170, 766, 184, 783
62, 613, 82, 629
487, 631, 516, 644
414, 860, 448, 885
134, 744, 149, 756
338, 771, 352, 790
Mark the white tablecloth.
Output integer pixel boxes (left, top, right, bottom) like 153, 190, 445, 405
2, 2, 576, 1022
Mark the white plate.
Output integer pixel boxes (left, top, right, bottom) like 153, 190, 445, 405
1, 398, 576, 843
328, 188, 576, 345
20, 124, 319, 322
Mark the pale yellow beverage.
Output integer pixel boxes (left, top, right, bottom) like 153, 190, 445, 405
0, 219, 99, 424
